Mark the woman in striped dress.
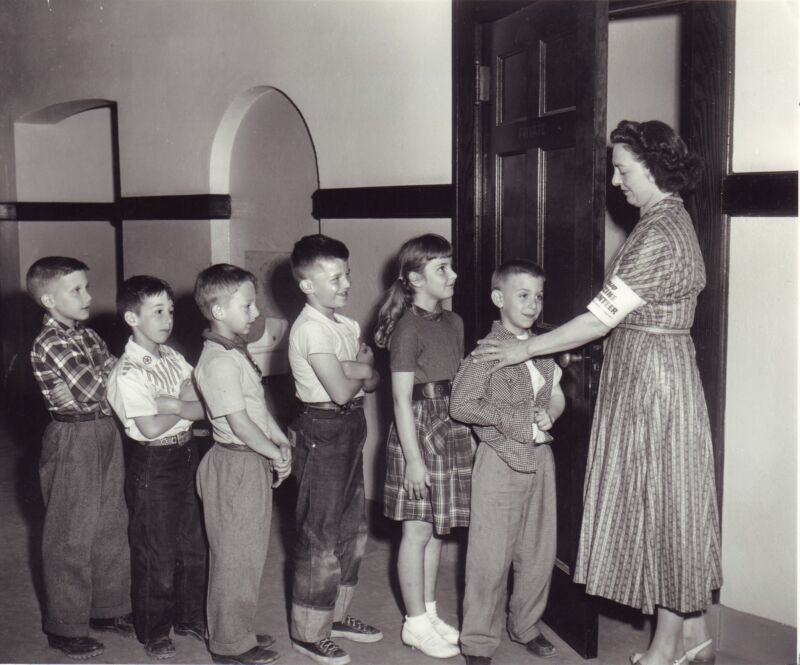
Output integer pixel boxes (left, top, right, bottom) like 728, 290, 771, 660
471, 120, 722, 665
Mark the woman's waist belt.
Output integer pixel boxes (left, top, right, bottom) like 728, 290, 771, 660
617, 323, 691, 335
51, 411, 109, 423
412, 380, 452, 400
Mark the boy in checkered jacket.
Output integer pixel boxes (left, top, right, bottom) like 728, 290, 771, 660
27, 256, 133, 660
450, 259, 565, 665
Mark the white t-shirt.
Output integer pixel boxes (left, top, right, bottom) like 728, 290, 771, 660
194, 340, 270, 446
107, 338, 194, 441
288, 304, 364, 403
516, 333, 563, 443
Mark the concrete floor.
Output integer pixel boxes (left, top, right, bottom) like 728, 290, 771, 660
0, 411, 751, 665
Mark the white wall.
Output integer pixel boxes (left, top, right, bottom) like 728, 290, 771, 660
721, 0, 798, 628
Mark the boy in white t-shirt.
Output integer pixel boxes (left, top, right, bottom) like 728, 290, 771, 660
107, 275, 207, 661
287, 235, 381, 665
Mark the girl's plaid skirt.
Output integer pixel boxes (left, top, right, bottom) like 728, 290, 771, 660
383, 395, 474, 535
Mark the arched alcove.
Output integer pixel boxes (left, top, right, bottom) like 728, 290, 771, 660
210, 86, 319, 376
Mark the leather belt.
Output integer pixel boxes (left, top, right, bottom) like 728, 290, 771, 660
412, 380, 451, 400
215, 441, 257, 453
303, 397, 365, 413
140, 429, 192, 447
51, 411, 109, 423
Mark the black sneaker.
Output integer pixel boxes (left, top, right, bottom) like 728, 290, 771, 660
47, 634, 105, 660
256, 634, 276, 648
331, 616, 383, 643
174, 622, 206, 642
210, 645, 280, 664
89, 613, 136, 638
145, 635, 177, 660
292, 637, 351, 665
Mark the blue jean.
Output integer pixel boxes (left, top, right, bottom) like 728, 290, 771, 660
290, 407, 368, 642
126, 438, 207, 643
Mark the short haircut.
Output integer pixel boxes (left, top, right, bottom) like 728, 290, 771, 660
290, 234, 349, 281
491, 259, 545, 290
26, 256, 89, 301
194, 263, 257, 319
117, 275, 174, 318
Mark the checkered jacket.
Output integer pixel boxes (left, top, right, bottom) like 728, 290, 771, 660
450, 321, 555, 472
30, 314, 116, 415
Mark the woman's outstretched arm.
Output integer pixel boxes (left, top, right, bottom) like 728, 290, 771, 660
472, 312, 611, 372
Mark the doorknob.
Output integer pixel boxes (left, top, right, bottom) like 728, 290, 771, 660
557, 352, 583, 368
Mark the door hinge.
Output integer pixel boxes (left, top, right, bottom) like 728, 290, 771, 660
475, 63, 490, 103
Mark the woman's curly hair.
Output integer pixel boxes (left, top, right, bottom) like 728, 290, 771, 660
610, 120, 703, 192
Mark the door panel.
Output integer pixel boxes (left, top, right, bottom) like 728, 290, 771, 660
483, 0, 608, 658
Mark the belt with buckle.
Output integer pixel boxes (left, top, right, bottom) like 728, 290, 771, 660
51, 411, 109, 423
303, 397, 365, 413
411, 380, 451, 401
141, 429, 192, 447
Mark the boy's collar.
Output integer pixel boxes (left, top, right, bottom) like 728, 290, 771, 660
44, 313, 82, 334
125, 337, 163, 365
303, 302, 343, 323
491, 320, 532, 340
202, 328, 262, 377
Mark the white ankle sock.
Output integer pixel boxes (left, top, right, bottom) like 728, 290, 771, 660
425, 601, 438, 617
405, 614, 431, 631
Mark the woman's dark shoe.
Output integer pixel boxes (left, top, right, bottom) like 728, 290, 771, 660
145, 635, 177, 660
89, 613, 136, 638
47, 634, 105, 660
211, 645, 280, 664
526, 634, 556, 658
174, 622, 206, 642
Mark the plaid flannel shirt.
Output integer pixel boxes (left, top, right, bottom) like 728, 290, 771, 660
450, 321, 556, 472
30, 314, 116, 415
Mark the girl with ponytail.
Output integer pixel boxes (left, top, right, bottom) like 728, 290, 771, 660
375, 234, 473, 659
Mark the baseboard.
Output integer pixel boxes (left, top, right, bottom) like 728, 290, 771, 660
711, 604, 796, 664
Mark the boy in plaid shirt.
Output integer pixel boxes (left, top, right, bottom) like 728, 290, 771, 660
27, 256, 133, 660
450, 260, 565, 665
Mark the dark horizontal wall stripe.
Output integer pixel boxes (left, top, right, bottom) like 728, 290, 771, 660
122, 194, 231, 220
312, 185, 453, 219
0, 194, 232, 222
722, 171, 798, 217
0, 201, 115, 221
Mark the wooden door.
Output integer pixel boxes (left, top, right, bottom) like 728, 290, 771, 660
457, 0, 608, 658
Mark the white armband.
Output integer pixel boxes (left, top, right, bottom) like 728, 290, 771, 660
587, 274, 646, 327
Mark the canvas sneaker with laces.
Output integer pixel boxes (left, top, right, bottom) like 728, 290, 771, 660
292, 636, 351, 665
330, 615, 383, 643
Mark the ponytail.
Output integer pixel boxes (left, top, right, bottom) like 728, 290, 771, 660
374, 277, 413, 348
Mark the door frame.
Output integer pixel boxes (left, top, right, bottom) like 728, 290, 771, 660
452, 0, 734, 526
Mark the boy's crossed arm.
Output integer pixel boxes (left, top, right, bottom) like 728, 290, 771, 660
309, 343, 379, 404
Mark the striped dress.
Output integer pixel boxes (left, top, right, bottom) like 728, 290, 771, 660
574, 194, 723, 614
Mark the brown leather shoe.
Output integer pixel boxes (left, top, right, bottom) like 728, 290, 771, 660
47, 634, 105, 660
526, 633, 556, 658
211, 645, 280, 664
256, 634, 275, 648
